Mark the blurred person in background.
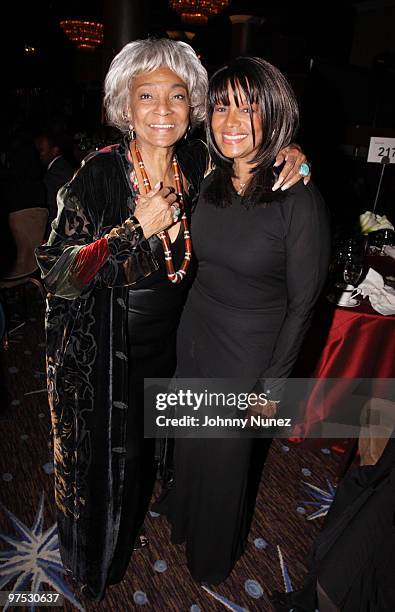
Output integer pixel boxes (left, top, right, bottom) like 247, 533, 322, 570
34, 127, 75, 224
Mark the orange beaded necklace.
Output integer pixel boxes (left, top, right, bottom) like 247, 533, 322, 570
134, 143, 192, 284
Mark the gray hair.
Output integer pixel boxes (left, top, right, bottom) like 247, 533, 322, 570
104, 38, 208, 133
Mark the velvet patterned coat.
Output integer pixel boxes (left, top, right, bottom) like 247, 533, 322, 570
35, 137, 207, 600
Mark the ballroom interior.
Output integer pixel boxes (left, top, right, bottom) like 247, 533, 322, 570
1, 1, 394, 611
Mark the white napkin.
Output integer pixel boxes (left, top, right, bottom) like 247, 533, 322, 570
383, 245, 395, 260
355, 268, 395, 315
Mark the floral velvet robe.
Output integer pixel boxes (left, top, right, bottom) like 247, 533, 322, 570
35, 138, 207, 600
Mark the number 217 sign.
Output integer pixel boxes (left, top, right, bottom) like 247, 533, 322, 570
367, 137, 395, 163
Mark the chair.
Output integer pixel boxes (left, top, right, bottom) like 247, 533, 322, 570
0, 207, 48, 347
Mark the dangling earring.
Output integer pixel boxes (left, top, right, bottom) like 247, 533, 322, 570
184, 123, 192, 140
128, 124, 136, 141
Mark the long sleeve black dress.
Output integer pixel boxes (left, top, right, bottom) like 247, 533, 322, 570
167, 172, 331, 584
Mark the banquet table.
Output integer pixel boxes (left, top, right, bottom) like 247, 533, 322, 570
292, 255, 395, 440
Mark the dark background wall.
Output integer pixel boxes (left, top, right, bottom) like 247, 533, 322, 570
1, 0, 394, 219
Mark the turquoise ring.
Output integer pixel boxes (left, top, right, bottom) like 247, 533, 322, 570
171, 205, 181, 223
298, 162, 310, 177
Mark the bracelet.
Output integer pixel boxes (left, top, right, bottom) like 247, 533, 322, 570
105, 216, 143, 242
264, 391, 280, 404
124, 216, 142, 240
126, 215, 141, 230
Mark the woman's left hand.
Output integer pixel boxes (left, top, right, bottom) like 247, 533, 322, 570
272, 144, 311, 191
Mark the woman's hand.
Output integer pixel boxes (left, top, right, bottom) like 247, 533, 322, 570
134, 183, 177, 239
272, 144, 311, 191
247, 398, 278, 421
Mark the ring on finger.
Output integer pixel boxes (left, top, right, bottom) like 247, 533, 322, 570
171, 204, 181, 223
298, 162, 310, 177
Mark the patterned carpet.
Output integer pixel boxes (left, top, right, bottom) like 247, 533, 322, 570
0, 286, 344, 611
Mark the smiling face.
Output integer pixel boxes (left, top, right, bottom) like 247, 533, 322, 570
211, 81, 263, 165
128, 66, 190, 151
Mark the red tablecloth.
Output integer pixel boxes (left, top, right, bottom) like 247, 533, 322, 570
292, 261, 395, 437
308, 300, 395, 379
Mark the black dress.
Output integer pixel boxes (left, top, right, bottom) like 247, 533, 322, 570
167, 173, 331, 584
107, 224, 191, 583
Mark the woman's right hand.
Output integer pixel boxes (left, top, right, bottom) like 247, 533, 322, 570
133, 182, 177, 239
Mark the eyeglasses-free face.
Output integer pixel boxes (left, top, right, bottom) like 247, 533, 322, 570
128, 66, 190, 152
211, 82, 263, 165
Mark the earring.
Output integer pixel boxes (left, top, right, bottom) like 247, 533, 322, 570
183, 124, 192, 140
128, 124, 136, 141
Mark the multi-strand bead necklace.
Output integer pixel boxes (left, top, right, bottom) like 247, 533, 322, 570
133, 143, 192, 284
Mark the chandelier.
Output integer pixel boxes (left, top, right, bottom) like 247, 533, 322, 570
169, 0, 230, 25
59, 20, 104, 50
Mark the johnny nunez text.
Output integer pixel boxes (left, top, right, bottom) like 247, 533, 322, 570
156, 415, 292, 429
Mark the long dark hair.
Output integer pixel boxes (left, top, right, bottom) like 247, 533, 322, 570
205, 56, 299, 207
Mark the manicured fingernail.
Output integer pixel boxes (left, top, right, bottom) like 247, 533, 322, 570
281, 183, 290, 191
154, 181, 161, 189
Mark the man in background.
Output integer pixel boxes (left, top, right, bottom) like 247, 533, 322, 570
35, 129, 75, 224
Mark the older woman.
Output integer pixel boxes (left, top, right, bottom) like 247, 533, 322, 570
166, 57, 331, 585
36, 39, 309, 600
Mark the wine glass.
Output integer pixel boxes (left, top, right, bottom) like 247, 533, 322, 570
343, 260, 363, 291
337, 260, 363, 305
331, 236, 363, 287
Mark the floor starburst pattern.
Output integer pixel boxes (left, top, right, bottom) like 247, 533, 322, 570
0, 492, 83, 611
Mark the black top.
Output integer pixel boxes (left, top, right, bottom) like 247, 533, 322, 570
177, 171, 331, 398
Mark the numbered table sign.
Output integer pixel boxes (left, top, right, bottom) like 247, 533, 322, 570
367, 137, 395, 163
